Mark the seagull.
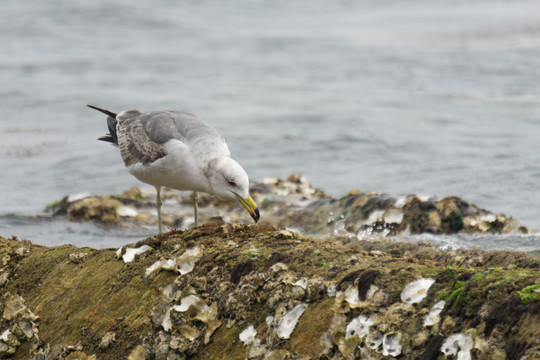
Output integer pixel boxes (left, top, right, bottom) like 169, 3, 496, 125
88, 105, 260, 234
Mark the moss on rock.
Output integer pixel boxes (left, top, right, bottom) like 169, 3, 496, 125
0, 225, 538, 359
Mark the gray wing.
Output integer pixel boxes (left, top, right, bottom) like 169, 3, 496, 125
116, 110, 226, 167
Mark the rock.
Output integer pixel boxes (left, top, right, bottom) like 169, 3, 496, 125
0, 341, 17, 357
3, 293, 37, 321
383, 303, 414, 326
441, 316, 457, 334
0, 271, 9, 286
0, 225, 538, 359
65, 352, 97, 360
50, 176, 530, 238
127, 345, 147, 360
1, 330, 20, 348
99, 331, 116, 349
412, 330, 429, 347
15, 247, 28, 256
69, 252, 88, 264
67, 196, 124, 223
265, 349, 290, 360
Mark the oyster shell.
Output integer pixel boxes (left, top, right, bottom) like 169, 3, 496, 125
400, 278, 435, 304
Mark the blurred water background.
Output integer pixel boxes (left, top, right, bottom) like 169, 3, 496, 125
1, 0, 540, 251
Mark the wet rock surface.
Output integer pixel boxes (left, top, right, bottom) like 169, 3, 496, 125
0, 225, 538, 359
46, 175, 529, 237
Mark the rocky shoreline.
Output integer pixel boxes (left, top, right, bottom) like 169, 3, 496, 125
47, 175, 529, 239
1, 176, 538, 359
0, 224, 539, 359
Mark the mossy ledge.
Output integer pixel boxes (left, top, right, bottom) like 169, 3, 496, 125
0, 224, 538, 359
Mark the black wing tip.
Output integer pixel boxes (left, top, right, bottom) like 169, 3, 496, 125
87, 104, 118, 118
98, 135, 115, 143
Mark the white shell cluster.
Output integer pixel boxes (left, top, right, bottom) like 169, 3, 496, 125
145, 246, 202, 276
122, 245, 151, 263
423, 300, 446, 326
239, 325, 257, 345
400, 278, 435, 304
382, 333, 402, 357
366, 330, 384, 349
331, 277, 441, 357
441, 333, 473, 360
176, 246, 203, 275
161, 293, 221, 343
293, 278, 308, 289
173, 294, 200, 312
146, 259, 176, 276
277, 304, 306, 339
345, 315, 373, 340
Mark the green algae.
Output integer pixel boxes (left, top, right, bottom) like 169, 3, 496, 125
516, 284, 540, 304
44, 199, 62, 211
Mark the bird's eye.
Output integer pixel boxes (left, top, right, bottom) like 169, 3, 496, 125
228, 179, 236, 187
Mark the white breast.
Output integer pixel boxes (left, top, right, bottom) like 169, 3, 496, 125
127, 139, 210, 192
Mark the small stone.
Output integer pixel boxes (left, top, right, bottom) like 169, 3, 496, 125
0, 272, 9, 286
204, 319, 222, 344
269, 263, 288, 275
1, 330, 20, 347
441, 316, 456, 334
15, 247, 27, 256
1, 255, 10, 266
67, 196, 123, 223
178, 325, 200, 342
65, 352, 97, 360
266, 349, 290, 360
169, 335, 190, 352
383, 303, 413, 326
369, 250, 384, 257
248, 340, 266, 359
3, 293, 28, 321
370, 286, 391, 307
427, 211, 441, 232
337, 337, 358, 358
290, 286, 305, 300
12, 318, 34, 339
277, 230, 294, 238
127, 345, 147, 360
412, 330, 429, 347
0, 342, 16, 357
122, 186, 143, 200
99, 331, 116, 349
69, 253, 88, 264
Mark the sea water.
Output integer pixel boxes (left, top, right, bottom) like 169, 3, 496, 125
1, 0, 539, 251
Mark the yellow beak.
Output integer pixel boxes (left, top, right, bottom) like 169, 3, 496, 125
236, 194, 260, 222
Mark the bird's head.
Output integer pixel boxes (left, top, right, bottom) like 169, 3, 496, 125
207, 157, 260, 222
